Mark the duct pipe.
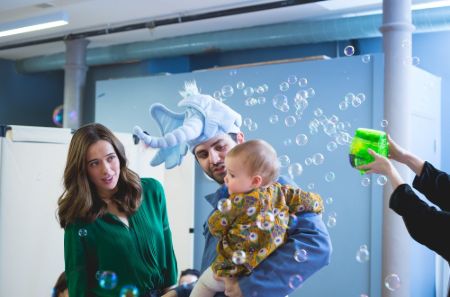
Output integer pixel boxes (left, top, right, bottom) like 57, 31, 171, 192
380, 0, 414, 296
63, 38, 89, 129
16, 7, 450, 72
16, 6, 450, 73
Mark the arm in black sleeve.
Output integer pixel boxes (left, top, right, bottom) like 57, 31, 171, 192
390, 184, 450, 262
412, 161, 450, 211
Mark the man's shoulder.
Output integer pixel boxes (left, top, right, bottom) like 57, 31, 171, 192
277, 175, 297, 187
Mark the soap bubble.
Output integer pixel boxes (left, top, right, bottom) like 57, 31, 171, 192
295, 134, 308, 146
248, 122, 258, 131
377, 175, 388, 186
325, 171, 335, 182
278, 155, 291, 167
269, 115, 279, 124
384, 274, 401, 291
221, 85, 234, 97
327, 215, 337, 228
294, 249, 308, 263
287, 75, 298, 84
312, 153, 325, 165
284, 116, 297, 127
217, 199, 232, 213
98, 271, 118, 290
356, 245, 370, 263
256, 211, 275, 231
119, 285, 139, 297
232, 250, 247, 265
298, 77, 308, 87
361, 177, 371, 187
361, 54, 371, 63
243, 87, 254, 97
236, 81, 245, 89
288, 163, 303, 176
326, 141, 338, 152
288, 274, 303, 289
279, 82, 290, 92
344, 45, 355, 56
52, 105, 64, 127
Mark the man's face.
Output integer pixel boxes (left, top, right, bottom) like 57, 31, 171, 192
194, 134, 241, 184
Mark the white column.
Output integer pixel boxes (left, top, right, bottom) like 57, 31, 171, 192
380, 0, 415, 296
63, 38, 90, 129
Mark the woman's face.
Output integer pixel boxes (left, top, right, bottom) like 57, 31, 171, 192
86, 140, 120, 199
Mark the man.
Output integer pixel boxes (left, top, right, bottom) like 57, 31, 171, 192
178, 268, 200, 286
134, 81, 332, 297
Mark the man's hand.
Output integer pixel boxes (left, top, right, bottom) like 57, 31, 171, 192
221, 276, 243, 297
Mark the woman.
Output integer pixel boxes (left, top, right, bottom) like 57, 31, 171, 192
358, 134, 450, 297
57, 123, 177, 297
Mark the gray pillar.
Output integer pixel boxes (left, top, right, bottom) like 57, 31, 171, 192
380, 0, 415, 296
63, 38, 89, 129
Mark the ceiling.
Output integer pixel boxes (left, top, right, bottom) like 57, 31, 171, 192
0, 0, 441, 60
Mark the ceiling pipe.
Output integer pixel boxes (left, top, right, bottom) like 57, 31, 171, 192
16, 6, 450, 73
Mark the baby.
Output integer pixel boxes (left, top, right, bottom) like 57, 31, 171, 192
190, 139, 324, 297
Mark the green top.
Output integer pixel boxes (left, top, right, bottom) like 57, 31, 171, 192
64, 178, 178, 297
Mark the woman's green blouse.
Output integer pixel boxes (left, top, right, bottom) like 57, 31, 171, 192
64, 178, 178, 297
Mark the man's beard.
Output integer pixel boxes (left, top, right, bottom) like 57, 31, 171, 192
208, 164, 226, 184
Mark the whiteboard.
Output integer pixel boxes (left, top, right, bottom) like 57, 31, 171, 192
0, 126, 194, 297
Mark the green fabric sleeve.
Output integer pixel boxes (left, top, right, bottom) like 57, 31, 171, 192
152, 178, 178, 289
64, 223, 88, 297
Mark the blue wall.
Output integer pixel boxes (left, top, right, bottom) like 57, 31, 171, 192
0, 59, 64, 127
357, 31, 450, 172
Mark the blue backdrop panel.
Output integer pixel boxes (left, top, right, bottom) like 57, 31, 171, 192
96, 55, 384, 296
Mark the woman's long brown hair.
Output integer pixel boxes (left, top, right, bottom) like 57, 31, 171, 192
57, 123, 142, 228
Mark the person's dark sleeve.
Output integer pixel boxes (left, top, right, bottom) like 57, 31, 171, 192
390, 184, 450, 262
412, 161, 450, 211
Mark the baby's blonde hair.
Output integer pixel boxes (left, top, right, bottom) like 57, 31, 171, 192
227, 139, 279, 185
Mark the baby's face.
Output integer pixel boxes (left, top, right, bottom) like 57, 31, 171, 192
224, 156, 255, 195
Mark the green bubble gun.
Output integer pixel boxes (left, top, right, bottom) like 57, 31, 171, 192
349, 128, 389, 174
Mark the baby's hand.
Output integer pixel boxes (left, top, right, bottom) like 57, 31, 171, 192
222, 276, 243, 297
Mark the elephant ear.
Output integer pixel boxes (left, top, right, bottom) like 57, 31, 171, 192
133, 104, 189, 168
149, 143, 188, 169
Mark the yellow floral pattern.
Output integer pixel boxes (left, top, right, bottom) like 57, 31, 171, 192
208, 182, 323, 276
